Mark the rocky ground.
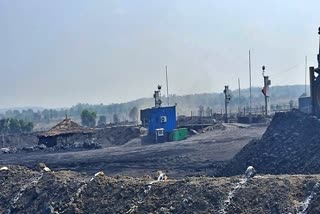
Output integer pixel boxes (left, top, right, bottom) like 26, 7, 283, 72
94, 126, 142, 147
1, 165, 320, 213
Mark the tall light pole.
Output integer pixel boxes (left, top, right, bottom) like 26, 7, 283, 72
305, 56, 308, 96
224, 86, 231, 123
165, 65, 169, 106
238, 78, 241, 114
318, 27, 320, 68
262, 66, 271, 116
249, 50, 252, 114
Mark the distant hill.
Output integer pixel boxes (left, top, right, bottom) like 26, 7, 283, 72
0, 107, 45, 114
103, 84, 307, 116
0, 85, 308, 124
61, 84, 307, 121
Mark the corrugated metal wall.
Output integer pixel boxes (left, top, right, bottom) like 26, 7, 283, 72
140, 106, 176, 134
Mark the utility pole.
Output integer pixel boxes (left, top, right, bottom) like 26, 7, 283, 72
249, 50, 252, 114
224, 86, 232, 123
165, 65, 169, 106
305, 56, 308, 96
261, 66, 271, 116
318, 27, 320, 68
238, 78, 241, 114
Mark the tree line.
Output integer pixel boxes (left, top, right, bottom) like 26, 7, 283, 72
0, 85, 305, 125
80, 107, 139, 128
0, 118, 34, 134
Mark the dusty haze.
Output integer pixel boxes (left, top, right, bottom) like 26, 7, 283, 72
0, 0, 319, 108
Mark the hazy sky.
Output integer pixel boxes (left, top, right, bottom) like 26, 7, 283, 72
1, 0, 319, 108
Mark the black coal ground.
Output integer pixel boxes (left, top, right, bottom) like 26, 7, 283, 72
1, 165, 320, 214
0, 125, 266, 178
223, 110, 320, 176
3, 111, 320, 213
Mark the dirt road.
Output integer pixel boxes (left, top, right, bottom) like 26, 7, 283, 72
0, 125, 266, 178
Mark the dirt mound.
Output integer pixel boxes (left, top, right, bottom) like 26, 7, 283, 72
95, 126, 141, 147
1, 165, 320, 213
223, 110, 320, 176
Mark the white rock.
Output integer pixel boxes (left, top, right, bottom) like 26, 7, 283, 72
245, 166, 256, 179
157, 171, 166, 181
0, 148, 10, 153
94, 171, 104, 177
0, 166, 9, 171
43, 167, 51, 172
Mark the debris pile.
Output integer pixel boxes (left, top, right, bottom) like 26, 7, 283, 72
95, 126, 141, 147
1, 165, 320, 213
223, 110, 320, 176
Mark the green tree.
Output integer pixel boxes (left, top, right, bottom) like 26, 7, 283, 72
8, 118, 21, 134
81, 109, 97, 127
0, 118, 33, 134
19, 119, 34, 132
0, 119, 9, 134
23, 121, 34, 132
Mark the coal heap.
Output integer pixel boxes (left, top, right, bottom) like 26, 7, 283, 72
2, 165, 320, 213
95, 126, 141, 147
223, 110, 320, 176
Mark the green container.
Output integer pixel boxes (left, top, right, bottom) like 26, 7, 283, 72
172, 128, 188, 141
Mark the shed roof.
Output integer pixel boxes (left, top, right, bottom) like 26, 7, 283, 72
38, 118, 95, 137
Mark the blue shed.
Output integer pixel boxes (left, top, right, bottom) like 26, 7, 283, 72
140, 106, 177, 135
